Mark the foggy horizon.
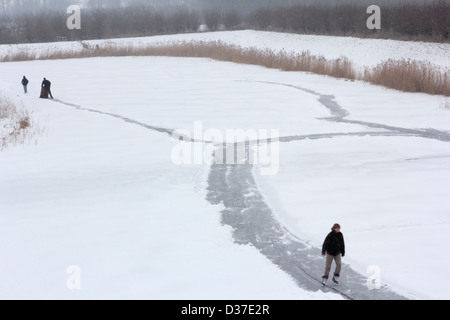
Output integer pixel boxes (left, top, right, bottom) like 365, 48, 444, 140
1, 0, 444, 14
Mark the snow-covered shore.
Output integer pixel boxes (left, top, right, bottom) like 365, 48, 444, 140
1, 30, 449, 71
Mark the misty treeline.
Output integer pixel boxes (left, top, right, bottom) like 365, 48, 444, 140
0, 0, 448, 44
248, 0, 449, 41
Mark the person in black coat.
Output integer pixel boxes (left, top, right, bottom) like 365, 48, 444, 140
322, 223, 345, 284
21, 76, 29, 94
41, 78, 53, 99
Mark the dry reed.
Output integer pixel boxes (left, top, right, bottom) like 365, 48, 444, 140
1, 41, 448, 96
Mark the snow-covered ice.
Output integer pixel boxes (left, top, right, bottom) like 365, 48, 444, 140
0, 57, 343, 300
1, 31, 449, 300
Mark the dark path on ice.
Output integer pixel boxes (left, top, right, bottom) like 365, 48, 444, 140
51, 99, 175, 136
250, 81, 450, 143
51, 81, 450, 300
203, 82, 422, 300
206, 145, 406, 300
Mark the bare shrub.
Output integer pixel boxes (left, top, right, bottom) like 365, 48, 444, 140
19, 117, 30, 130
0, 96, 41, 151
1, 51, 37, 62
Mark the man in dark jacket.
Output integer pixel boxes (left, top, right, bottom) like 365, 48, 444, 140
21, 76, 29, 94
321, 223, 345, 285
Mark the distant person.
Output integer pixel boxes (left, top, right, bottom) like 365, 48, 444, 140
40, 79, 48, 99
21, 76, 29, 94
321, 223, 345, 285
40, 78, 53, 99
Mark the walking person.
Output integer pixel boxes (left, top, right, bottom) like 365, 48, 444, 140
21, 76, 29, 94
321, 223, 345, 285
40, 78, 53, 99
